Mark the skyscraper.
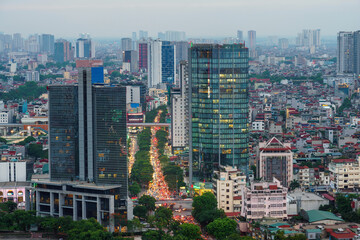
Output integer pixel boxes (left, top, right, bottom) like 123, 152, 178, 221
189, 44, 249, 184
161, 41, 176, 85
40, 34, 55, 54
12, 33, 23, 51
138, 41, 148, 71
337, 32, 354, 74
121, 38, 132, 52
54, 40, 72, 63
76, 37, 95, 58
123, 50, 139, 72
354, 31, 360, 76
171, 61, 189, 151
33, 60, 130, 229
237, 30, 243, 42
247, 30, 256, 58
147, 39, 162, 88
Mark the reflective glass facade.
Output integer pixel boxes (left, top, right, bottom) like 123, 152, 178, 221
49, 85, 79, 181
162, 41, 175, 85
93, 86, 128, 196
189, 44, 249, 182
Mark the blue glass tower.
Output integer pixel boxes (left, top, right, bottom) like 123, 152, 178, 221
161, 41, 176, 85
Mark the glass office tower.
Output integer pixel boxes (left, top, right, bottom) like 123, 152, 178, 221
189, 44, 249, 183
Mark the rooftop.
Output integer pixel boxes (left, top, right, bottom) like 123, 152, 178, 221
305, 210, 343, 223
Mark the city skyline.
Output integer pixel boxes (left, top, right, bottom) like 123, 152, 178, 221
0, 0, 359, 38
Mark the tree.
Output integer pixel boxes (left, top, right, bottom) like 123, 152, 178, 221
139, 195, 156, 212
129, 182, 141, 197
12, 210, 37, 231
154, 206, 173, 230
226, 234, 254, 240
177, 223, 202, 240
142, 230, 170, 240
289, 180, 300, 190
133, 205, 147, 220
127, 218, 143, 233
206, 217, 238, 239
192, 192, 217, 222
27, 143, 45, 160
0, 201, 17, 213
196, 208, 225, 226
66, 218, 112, 240
110, 71, 121, 80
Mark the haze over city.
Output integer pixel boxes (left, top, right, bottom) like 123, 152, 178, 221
1, 0, 359, 38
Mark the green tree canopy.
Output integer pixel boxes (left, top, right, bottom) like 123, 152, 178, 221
138, 195, 156, 212
206, 217, 238, 240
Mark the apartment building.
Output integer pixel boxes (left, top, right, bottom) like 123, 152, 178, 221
213, 166, 246, 214
329, 158, 360, 190
241, 178, 287, 220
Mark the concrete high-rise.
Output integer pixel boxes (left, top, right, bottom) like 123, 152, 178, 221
337, 32, 354, 74
123, 50, 138, 72
247, 30, 256, 58
171, 61, 189, 151
354, 31, 360, 76
121, 38, 132, 52
189, 44, 249, 184
161, 41, 176, 85
29, 60, 131, 230
40, 34, 54, 54
278, 38, 289, 49
147, 39, 162, 88
12, 33, 23, 51
76, 37, 95, 58
237, 30, 243, 42
138, 41, 148, 71
54, 40, 72, 63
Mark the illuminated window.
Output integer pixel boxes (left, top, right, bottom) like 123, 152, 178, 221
55, 136, 59, 140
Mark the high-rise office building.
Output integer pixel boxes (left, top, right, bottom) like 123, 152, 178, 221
354, 31, 360, 76
40, 34, 55, 54
337, 32, 354, 74
161, 41, 176, 85
174, 41, 190, 68
138, 41, 148, 71
132, 32, 137, 50
54, 40, 72, 63
247, 30, 256, 58
30, 60, 130, 230
171, 61, 189, 151
189, 44, 249, 184
123, 50, 138, 73
76, 37, 95, 58
26, 35, 39, 53
237, 30, 243, 42
147, 39, 162, 88
121, 38, 132, 52
12, 33, 23, 51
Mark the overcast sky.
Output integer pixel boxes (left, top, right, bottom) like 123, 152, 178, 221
0, 0, 359, 39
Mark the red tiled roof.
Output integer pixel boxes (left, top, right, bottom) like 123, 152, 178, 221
322, 193, 335, 201
326, 228, 356, 239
